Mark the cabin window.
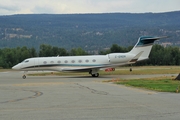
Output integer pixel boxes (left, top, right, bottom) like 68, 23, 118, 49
43, 61, 47, 64
50, 61, 54, 64
57, 61, 61, 63
65, 60, 68, 63
78, 60, 82, 63
85, 60, 89, 63
71, 60, 75, 63
92, 59, 96, 62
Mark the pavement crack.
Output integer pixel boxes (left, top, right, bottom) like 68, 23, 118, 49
75, 83, 108, 95
0, 89, 43, 104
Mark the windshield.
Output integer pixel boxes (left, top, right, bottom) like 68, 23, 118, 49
22, 59, 29, 63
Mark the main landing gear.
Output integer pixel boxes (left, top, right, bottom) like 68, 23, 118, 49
89, 70, 99, 77
91, 73, 99, 77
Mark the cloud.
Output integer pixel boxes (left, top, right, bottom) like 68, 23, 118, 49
0, 5, 19, 11
129, 0, 180, 13
0, 0, 20, 15
32, 6, 55, 14
0, 0, 179, 15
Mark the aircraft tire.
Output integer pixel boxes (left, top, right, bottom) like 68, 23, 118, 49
91, 73, 99, 77
22, 75, 26, 79
95, 73, 99, 77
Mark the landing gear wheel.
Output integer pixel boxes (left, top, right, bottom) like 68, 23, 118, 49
91, 73, 99, 77
95, 73, 99, 77
22, 75, 26, 79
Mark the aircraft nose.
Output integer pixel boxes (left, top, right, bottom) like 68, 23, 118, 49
12, 64, 21, 70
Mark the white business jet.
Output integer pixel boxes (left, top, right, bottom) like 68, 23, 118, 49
12, 36, 167, 79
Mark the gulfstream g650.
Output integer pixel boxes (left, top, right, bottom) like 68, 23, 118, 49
12, 36, 167, 79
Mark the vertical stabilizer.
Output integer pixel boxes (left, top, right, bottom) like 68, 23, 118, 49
129, 36, 167, 61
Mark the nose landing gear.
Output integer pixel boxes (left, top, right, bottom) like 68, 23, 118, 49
22, 71, 27, 79
22, 75, 26, 79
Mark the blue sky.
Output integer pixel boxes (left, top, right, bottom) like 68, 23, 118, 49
0, 0, 179, 15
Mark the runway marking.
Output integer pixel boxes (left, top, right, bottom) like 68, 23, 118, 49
0, 89, 43, 104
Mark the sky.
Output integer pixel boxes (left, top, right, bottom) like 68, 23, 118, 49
0, 0, 179, 15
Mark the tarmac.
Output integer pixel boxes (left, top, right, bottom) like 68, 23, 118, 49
0, 71, 180, 120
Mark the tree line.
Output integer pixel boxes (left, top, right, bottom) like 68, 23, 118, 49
0, 44, 180, 68
0, 44, 88, 68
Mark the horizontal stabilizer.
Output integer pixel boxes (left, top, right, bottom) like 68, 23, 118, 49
142, 36, 169, 40
134, 36, 169, 48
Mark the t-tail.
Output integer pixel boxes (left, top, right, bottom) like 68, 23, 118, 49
129, 36, 168, 62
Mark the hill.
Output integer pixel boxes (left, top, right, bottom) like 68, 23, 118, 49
0, 11, 180, 53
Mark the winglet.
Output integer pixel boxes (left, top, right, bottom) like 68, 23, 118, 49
129, 51, 144, 63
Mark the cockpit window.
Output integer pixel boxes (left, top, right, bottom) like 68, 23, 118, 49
25, 60, 29, 63
22, 60, 29, 63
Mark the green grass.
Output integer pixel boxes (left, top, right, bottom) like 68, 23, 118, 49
115, 77, 180, 92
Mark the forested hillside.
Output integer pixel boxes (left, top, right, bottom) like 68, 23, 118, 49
0, 11, 180, 52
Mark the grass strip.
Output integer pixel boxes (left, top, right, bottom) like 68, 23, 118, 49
114, 77, 180, 93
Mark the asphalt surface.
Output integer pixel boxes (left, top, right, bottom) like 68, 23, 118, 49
0, 71, 180, 120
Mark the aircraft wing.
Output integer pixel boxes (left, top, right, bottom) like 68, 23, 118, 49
61, 51, 144, 72
60, 63, 127, 73
61, 62, 129, 72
